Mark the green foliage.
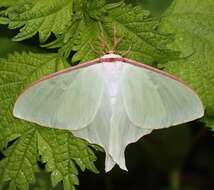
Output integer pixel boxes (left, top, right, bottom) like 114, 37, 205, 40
30, 172, 62, 190
0, 0, 16, 7
0, 36, 44, 57
45, 1, 177, 63
5, 0, 73, 43
125, 0, 173, 16
0, 37, 26, 57
1, 0, 178, 64
0, 129, 39, 190
38, 128, 98, 189
0, 0, 213, 189
160, 0, 214, 129
0, 53, 97, 190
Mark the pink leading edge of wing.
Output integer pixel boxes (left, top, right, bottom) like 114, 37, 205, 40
17, 56, 198, 99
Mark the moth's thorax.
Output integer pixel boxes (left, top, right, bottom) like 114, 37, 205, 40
100, 54, 124, 106
100, 54, 124, 75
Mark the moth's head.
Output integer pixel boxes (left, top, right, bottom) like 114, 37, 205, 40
100, 53, 122, 59
91, 28, 130, 57
108, 50, 115, 54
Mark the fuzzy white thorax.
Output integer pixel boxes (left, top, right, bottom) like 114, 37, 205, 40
100, 54, 124, 106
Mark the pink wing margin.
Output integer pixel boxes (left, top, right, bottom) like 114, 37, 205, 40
19, 57, 197, 97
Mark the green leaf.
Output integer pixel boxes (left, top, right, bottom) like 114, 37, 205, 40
30, 172, 62, 190
0, 0, 16, 8
160, 0, 214, 128
0, 17, 9, 25
125, 0, 173, 16
7, 0, 73, 43
0, 36, 44, 58
0, 52, 98, 190
45, 1, 178, 64
0, 129, 39, 190
0, 52, 66, 153
202, 117, 214, 131
38, 128, 98, 189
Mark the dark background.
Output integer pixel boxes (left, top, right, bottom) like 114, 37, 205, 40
1, 0, 214, 190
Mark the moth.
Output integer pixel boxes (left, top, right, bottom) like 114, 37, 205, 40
13, 33, 204, 172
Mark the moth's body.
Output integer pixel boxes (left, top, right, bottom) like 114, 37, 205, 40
13, 53, 204, 172
101, 54, 124, 107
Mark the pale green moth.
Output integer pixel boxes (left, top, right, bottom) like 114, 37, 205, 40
13, 53, 204, 172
